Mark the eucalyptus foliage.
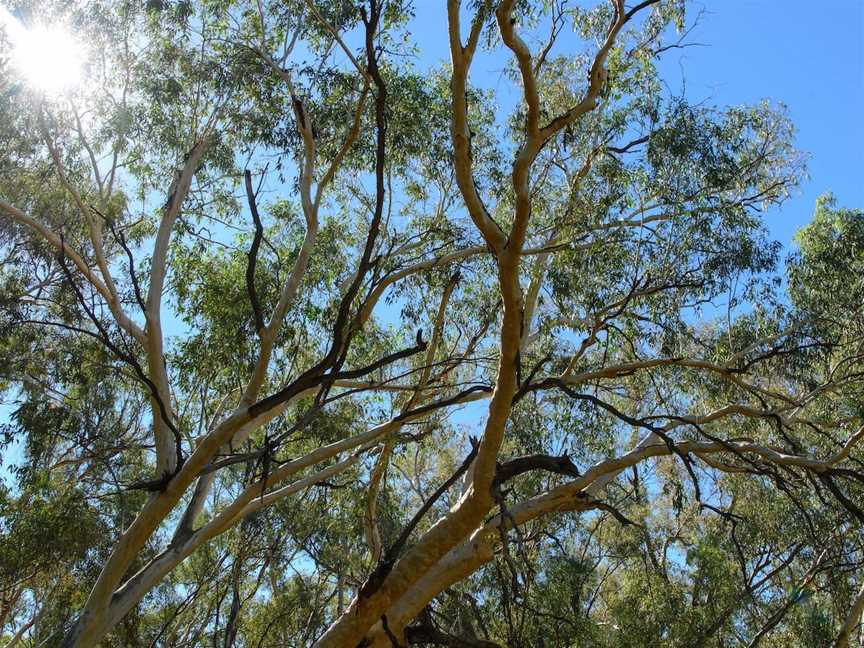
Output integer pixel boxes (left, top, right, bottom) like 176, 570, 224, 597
1, 1, 862, 646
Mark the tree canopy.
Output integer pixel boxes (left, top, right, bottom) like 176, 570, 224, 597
1, 1, 863, 646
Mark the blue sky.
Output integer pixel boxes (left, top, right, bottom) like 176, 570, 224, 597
651, 0, 864, 245
407, 0, 863, 248
2, 1, 862, 483
373, 0, 864, 452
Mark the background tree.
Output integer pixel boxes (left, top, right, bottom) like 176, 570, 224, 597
1, 0, 863, 646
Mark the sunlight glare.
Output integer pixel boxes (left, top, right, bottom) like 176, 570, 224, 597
2, 9, 84, 94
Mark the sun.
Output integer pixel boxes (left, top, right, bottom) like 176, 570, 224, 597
2, 9, 84, 94
14, 25, 84, 93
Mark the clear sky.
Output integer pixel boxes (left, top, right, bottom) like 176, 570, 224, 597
2, 1, 862, 483
652, 0, 864, 246
409, 0, 864, 248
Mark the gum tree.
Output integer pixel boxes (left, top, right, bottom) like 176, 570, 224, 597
1, 0, 862, 646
